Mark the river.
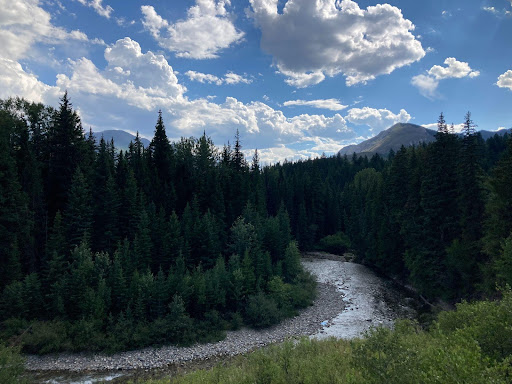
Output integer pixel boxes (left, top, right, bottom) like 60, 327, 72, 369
27, 256, 419, 384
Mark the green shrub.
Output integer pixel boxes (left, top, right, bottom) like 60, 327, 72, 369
435, 290, 512, 361
244, 291, 281, 328
318, 232, 351, 255
18, 320, 71, 354
139, 294, 512, 384
0, 344, 26, 384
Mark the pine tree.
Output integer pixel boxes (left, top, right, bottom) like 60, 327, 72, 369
47, 92, 85, 216
458, 112, 485, 245
63, 167, 93, 251
0, 109, 31, 287
133, 209, 153, 272
149, 111, 175, 212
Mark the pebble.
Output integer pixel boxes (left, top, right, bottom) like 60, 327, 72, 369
25, 272, 345, 373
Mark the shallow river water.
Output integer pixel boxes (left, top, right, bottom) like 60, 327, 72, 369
28, 257, 418, 384
304, 259, 416, 340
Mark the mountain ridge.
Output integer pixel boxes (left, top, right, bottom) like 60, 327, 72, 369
339, 123, 512, 156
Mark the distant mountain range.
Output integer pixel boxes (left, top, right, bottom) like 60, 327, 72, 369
339, 123, 512, 156
92, 130, 150, 151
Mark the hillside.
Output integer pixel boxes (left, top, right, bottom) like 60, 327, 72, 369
339, 123, 512, 156
339, 123, 436, 156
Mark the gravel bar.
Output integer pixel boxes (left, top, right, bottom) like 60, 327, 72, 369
25, 268, 345, 372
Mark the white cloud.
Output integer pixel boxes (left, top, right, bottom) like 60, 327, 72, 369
411, 74, 439, 98
346, 107, 411, 133
283, 99, 348, 111
497, 70, 512, 90
249, 0, 425, 87
224, 72, 252, 85
0, 0, 93, 61
185, 70, 252, 85
57, 38, 187, 109
428, 57, 480, 80
482, 4, 512, 17
75, 0, 113, 18
0, 33, 411, 163
412, 58, 479, 98
141, 1, 244, 59
0, 58, 60, 103
186, 70, 223, 85
483, 6, 499, 15
252, 145, 319, 164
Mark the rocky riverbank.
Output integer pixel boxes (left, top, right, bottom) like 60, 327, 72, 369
25, 280, 345, 372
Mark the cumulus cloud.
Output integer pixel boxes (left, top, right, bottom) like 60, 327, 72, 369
57, 37, 187, 109
141, 1, 244, 59
249, 0, 425, 87
75, 0, 113, 18
412, 58, 480, 98
0, 32, 410, 162
346, 107, 411, 133
0, 58, 60, 103
0, 0, 94, 61
427, 57, 480, 80
185, 70, 252, 85
497, 70, 512, 90
251, 145, 319, 164
283, 99, 348, 111
46, 37, 357, 156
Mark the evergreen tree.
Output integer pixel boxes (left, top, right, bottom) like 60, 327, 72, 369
63, 167, 93, 250
47, 92, 85, 216
149, 111, 175, 212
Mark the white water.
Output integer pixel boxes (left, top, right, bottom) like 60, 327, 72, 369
304, 259, 415, 339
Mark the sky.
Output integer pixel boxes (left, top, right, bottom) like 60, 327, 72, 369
1, 0, 512, 163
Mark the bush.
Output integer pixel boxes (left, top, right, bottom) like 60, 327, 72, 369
244, 291, 281, 328
0, 344, 26, 384
17, 320, 72, 354
435, 289, 512, 361
318, 232, 351, 255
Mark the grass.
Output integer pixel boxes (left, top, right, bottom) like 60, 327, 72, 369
133, 290, 512, 384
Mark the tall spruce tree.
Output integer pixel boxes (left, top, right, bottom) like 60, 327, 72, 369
47, 92, 85, 216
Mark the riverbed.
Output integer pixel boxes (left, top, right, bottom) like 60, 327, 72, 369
27, 256, 417, 383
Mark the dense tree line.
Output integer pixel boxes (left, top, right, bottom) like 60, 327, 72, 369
1, 93, 511, 353
0, 95, 314, 353
262, 112, 512, 300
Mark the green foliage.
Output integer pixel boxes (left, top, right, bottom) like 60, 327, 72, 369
494, 233, 512, 287
141, 295, 512, 384
245, 291, 281, 328
3, 98, 512, 357
0, 344, 26, 384
435, 289, 512, 362
318, 232, 351, 255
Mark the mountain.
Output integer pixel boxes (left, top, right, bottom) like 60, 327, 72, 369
477, 128, 512, 140
339, 123, 437, 156
338, 124, 512, 156
92, 130, 150, 151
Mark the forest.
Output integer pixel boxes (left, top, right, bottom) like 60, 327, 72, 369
1, 93, 512, 357
0, 94, 314, 354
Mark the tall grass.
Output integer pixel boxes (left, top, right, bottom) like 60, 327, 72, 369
139, 291, 512, 384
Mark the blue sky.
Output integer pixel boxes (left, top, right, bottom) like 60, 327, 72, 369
1, 0, 511, 163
